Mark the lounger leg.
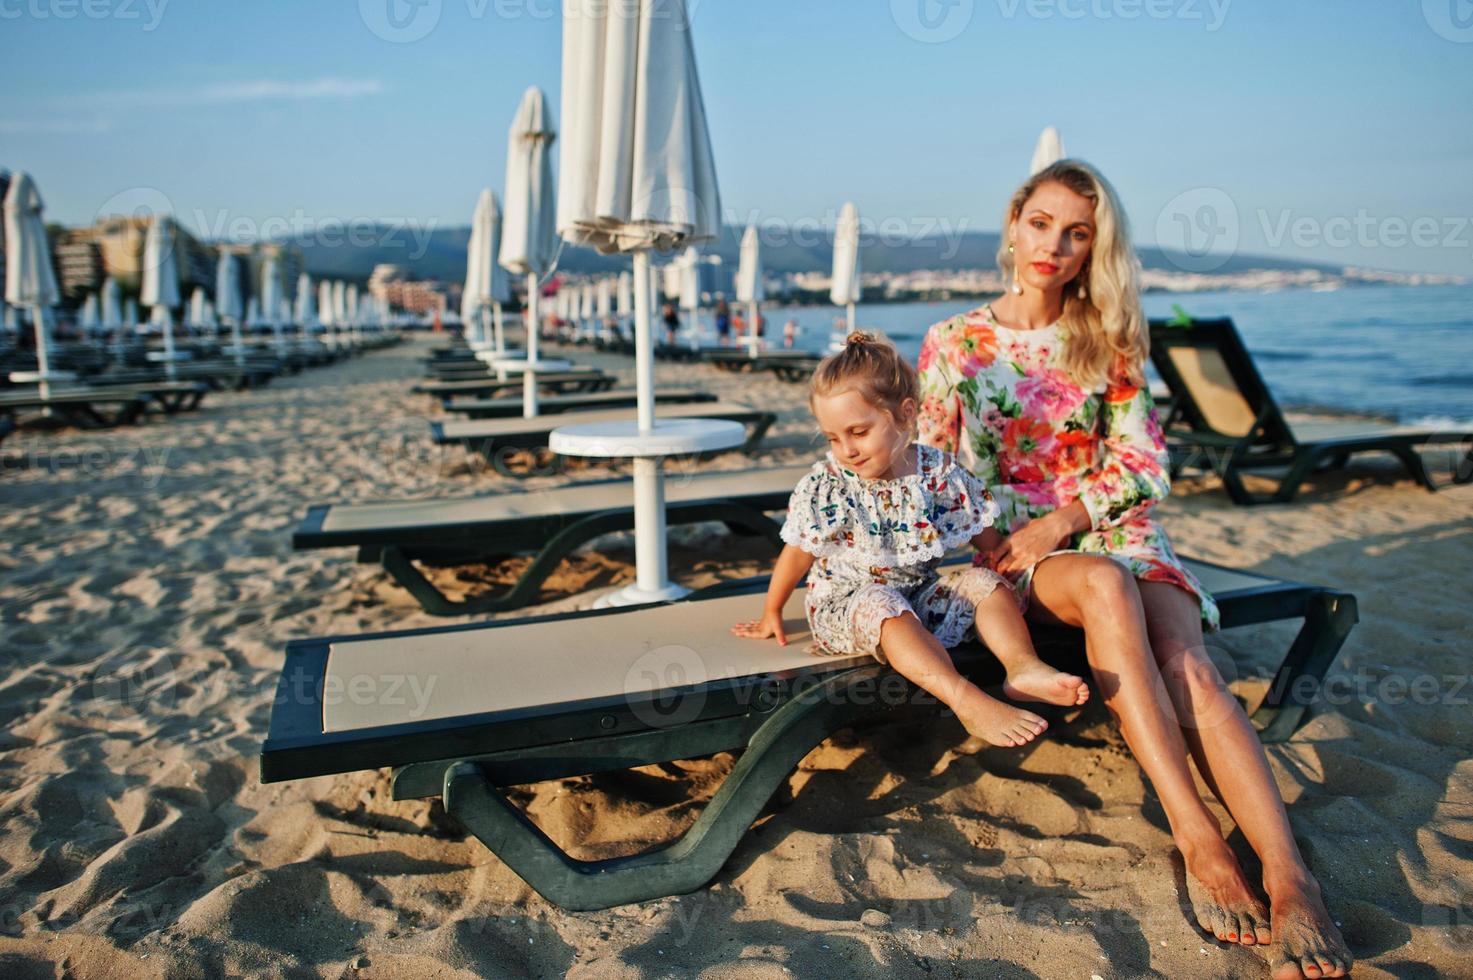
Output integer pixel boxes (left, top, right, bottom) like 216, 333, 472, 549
442, 665, 895, 910
1267, 450, 1326, 504
1388, 444, 1440, 492
1251, 590, 1359, 743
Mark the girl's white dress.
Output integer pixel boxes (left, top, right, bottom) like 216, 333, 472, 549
781, 443, 1015, 662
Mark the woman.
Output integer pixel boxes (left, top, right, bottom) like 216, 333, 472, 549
916, 160, 1350, 980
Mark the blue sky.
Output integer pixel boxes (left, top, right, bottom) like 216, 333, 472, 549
3, 0, 1471, 275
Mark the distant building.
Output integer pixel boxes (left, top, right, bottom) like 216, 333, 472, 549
53, 236, 104, 302
73, 214, 217, 295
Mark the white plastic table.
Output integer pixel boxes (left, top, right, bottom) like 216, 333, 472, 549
549, 418, 748, 606
8, 369, 76, 384
482, 355, 572, 413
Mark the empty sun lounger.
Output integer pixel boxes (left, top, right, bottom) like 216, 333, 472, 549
294, 464, 807, 614
413, 370, 615, 399
430, 402, 777, 475
443, 388, 718, 419
1151, 317, 1472, 504
0, 388, 150, 432
259, 558, 1357, 910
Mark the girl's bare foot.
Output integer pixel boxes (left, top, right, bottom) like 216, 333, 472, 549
1181, 832, 1273, 947
1265, 874, 1352, 978
953, 688, 1048, 747
1002, 662, 1091, 707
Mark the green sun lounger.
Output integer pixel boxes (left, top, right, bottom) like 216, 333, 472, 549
259, 558, 1356, 911
1150, 318, 1472, 504
443, 388, 718, 419
413, 370, 615, 399
0, 388, 151, 433
294, 464, 807, 614
429, 402, 778, 476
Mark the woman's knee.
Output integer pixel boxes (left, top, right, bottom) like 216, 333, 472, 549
1079, 560, 1141, 616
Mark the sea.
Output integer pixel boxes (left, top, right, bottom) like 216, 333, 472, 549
736, 283, 1473, 429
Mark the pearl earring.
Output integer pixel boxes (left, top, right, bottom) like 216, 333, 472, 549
1077, 265, 1089, 300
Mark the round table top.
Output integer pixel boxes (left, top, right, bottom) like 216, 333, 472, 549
145, 351, 194, 362
549, 418, 747, 458
477, 353, 571, 372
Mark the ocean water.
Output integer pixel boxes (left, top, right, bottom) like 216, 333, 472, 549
745, 283, 1473, 427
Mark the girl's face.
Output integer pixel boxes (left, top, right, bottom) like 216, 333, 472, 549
1008, 180, 1096, 296
812, 388, 916, 481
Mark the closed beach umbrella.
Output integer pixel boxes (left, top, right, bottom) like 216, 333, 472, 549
550, 0, 735, 605
187, 287, 207, 333
498, 85, 559, 414
123, 298, 138, 332
101, 276, 122, 333
579, 280, 595, 336
141, 214, 182, 377
464, 188, 510, 352
735, 222, 764, 354
596, 276, 613, 337
80, 292, 101, 337
616, 270, 633, 330
678, 246, 701, 343
246, 295, 262, 330
260, 256, 286, 351
830, 201, 861, 335
4, 172, 65, 395
332, 281, 347, 336
1030, 125, 1066, 176
214, 252, 245, 361
461, 191, 488, 346
295, 272, 316, 332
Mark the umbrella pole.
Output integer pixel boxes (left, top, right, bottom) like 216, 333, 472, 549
748, 299, 760, 356
523, 273, 540, 417
631, 250, 668, 595
34, 307, 54, 400
161, 308, 179, 381
492, 303, 505, 356
847, 301, 856, 334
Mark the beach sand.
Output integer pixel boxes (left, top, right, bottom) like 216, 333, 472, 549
1, 335, 1469, 978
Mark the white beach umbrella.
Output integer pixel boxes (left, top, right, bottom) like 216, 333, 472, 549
596, 276, 613, 337
332, 281, 347, 336
101, 277, 122, 333
615, 270, 633, 330
4, 172, 67, 395
677, 246, 701, 342
549, 0, 737, 605
141, 214, 183, 377
735, 222, 764, 354
214, 252, 245, 361
464, 188, 511, 353
1030, 125, 1066, 176
295, 272, 316, 333
186, 287, 208, 334
498, 85, 560, 414
830, 201, 861, 336
79, 292, 101, 337
123, 297, 138, 333
578, 280, 594, 337
245, 295, 262, 330
259, 256, 287, 351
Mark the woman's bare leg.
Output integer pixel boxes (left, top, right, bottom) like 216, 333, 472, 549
1138, 581, 1350, 978
1025, 556, 1273, 944
877, 611, 1047, 747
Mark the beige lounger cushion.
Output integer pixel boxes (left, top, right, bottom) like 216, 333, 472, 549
437, 402, 764, 441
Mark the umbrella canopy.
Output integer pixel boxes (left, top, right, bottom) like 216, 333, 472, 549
345, 284, 359, 322
735, 222, 763, 304
318, 280, 335, 328
580, 281, 595, 321
188, 287, 209, 329
3, 171, 60, 311
259, 258, 281, 322
101, 277, 123, 330
295, 272, 316, 328
214, 252, 242, 322
141, 215, 180, 311
616, 271, 633, 319
557, 0, 720, 254
246, 296, 263, 328
332, 281, 347, 328
79, 293, 100, 333
1030, 126, 1066, 175
596, 277, 613, 318
830, 202, 861, 309
677, 247, 701, 310
499, 87, 559, 278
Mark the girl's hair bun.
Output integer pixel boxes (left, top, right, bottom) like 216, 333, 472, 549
845, 330, 873, 347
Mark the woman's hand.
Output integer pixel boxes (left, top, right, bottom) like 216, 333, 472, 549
731, 608, 788, 646
988, 508, 1084, 576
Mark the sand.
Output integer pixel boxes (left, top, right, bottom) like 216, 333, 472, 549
1, 335, 1469, 979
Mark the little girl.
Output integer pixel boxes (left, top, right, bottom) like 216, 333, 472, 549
732, 333, 1089, 747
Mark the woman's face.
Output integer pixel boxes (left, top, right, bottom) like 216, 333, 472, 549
1009, 180, 1096, 295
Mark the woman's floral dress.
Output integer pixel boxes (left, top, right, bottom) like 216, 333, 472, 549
781, 444, 1015, 661
916, 305, 1220, 630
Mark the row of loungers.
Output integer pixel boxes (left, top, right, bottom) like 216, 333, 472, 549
258, 319, 1414, 909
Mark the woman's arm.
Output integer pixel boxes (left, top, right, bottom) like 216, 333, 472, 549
1076, 377, 1171, 530
731, 544, 814, 645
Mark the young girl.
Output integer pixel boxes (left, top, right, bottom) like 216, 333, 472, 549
732, 332, 1089, 747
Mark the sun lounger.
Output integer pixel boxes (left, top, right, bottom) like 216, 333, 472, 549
293, 464, 805, 614
431, 402, 777, 476
1150, 317, 1472, 504
259, 557, 1356, 910
444, 388, 718, 419
0, 388, 150, 432
412, 370, 615, 399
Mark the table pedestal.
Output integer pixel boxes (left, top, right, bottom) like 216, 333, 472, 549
549, 418, 747, 605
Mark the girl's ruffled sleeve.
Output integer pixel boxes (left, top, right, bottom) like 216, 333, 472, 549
1076, 373, 1172, 530
930, 458, 1001, 548
779, 469, 837, 555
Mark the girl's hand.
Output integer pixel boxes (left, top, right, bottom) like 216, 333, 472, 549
731, 609, 788, 646
989, 511, 1075, 576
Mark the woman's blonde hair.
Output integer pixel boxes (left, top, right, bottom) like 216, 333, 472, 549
810, 331, 919, 425
998, 159, 1148, 388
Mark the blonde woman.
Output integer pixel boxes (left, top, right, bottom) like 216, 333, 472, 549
917, 160, 1350, 979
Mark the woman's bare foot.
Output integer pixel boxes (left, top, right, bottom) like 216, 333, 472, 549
1181, 833, 1273, 946
953, 687, 1048, 747
1002, 662, 1091, 707
1265, 875, 1352, 978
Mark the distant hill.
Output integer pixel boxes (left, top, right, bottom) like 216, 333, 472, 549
290, 223, 1340, 283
